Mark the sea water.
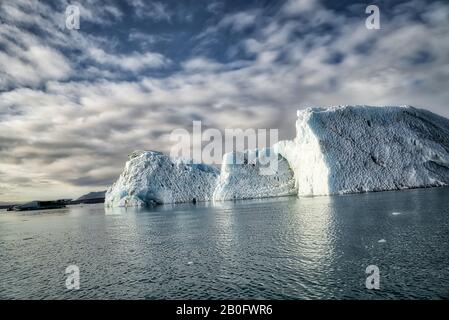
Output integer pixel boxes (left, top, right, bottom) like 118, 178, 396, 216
1, 187, 449, 299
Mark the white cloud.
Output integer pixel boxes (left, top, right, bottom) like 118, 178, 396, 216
128, 0, 172, 22
0, 45, 72, 88
128, 31, 170, 46
218, 10, 259, 31
281, 0, 320, 15
88, 47, 170, 72
1, 0, 449, 202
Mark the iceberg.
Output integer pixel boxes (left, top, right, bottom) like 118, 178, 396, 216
105, 151, 219, 207
275, 105, 449, 196
213, 149, 296, 201
106, 148, 295, 207
105, 105, 449, 207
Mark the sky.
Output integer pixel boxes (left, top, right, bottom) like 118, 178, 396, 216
0, 0, 449, 202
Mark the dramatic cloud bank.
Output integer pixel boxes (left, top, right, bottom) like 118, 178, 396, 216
0, 0, 448, 201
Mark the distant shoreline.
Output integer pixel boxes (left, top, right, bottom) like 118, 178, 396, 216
0, 191, 106, 211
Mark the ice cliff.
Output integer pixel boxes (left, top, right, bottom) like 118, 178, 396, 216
213, 149, 296, 201
275, 105, 449, 196
105, 149, 295, 206
106, 105, 449, 207
105, 151, 219, 207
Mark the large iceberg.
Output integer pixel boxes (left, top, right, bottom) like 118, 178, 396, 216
275, 105, 449, 196
105, 151, 219, 207
106, 149, 295, 207
106, 105, 449, 207
213, 149, 296, 201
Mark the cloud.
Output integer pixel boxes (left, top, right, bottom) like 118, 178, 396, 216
0, 0, 449, 202
281, 0, 320, 15
0, 25, 72, 88
0, 47, 72, 88
0, 1, 170, 87
87, 47, 170, 72
0, 0, 123, 29
128, 31, 171, 47
207, 1, 224, 15
128, 0, 172, 22
218, 10, 259, 32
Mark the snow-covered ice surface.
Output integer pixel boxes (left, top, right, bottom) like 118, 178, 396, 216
106, 149, 296, 207
106, 106, 449, 207
275, 105, 449, 196
105, 151, 219, 207
213, 149, 296, 201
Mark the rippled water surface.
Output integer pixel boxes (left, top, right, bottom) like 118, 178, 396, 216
1, 187, 449, 299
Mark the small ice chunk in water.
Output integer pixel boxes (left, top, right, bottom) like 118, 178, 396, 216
392, 212, 402, 215
378, 239, 387, 243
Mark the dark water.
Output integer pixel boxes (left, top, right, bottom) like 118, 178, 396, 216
1, 187, 449, 299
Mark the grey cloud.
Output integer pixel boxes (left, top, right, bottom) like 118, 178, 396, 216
1, 0, 449, 202
68, 175, 116, 187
